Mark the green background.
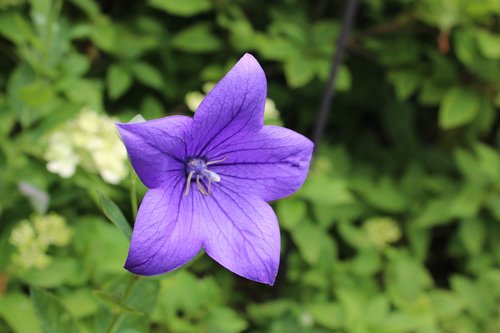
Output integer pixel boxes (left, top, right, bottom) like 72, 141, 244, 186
1, 0, 500, 332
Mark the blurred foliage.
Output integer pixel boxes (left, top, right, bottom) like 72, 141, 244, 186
1, 0, 500, 332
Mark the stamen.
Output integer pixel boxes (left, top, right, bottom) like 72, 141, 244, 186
196, 175, 209, 195
206, 156, 228, 165
185, 157, 224, 196
184, 171, 194, 196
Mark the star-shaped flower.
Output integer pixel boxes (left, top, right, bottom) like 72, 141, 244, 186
117, 54, 313, 285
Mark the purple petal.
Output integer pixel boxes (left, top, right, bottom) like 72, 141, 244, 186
124, 176, 203, 275
207, 125, 314, 202
116, 116, 192, 188
200, 188, 280, 285
189, 53, 267, 157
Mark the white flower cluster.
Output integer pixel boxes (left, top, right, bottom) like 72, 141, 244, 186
364, 217, 401, 249
44, 108, 128, 184
9, 213, 72, 270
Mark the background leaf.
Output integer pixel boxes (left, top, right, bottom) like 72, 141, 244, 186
31, 288, 80, 333
97, 191, 132, 240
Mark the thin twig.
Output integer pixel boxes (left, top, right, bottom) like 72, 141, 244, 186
313, 0, 359, 150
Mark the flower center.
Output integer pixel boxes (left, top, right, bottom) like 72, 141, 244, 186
183, 157, 225, 196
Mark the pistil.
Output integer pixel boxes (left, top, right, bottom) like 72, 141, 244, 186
183, 157, 226, 196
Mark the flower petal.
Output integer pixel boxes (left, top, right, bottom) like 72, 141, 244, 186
200, 187, 280, 285
124, 177, 203, 275
207, 125, 314, 202
116, 116, 192, 188
189, 53, 267, 157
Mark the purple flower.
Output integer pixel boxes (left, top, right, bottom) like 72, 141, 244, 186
117, 54, 313, 285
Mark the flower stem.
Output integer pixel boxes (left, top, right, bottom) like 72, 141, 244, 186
313, 0, 359, 150
106, 274, 139, 333
130, 172, 138, 220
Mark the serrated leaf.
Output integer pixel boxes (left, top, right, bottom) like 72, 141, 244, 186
439, 87, 480, 129
149, 0, 211, 16
97, 191, 132, 240
31, 288, 80, 333
107, 64, 132, 100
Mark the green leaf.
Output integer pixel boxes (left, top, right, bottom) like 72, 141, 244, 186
439, 87, 481, 129
0, 12, 35, 45
307, 303, 342, 329
417, 0, 460, 30
131, 62, 163, 90
68, 0, 101, 19
60, 52, 90, 77
31, 288, 80, 333
149, 0, 212, 16
476, 29, 500, 59
284, 57, 316, 88
107, 64, 132, 100
459, 218, 485, 256
171, 23, 222, 53
89, 17, 118, 52
61, 289, 99, 319
14, 257, 85, 288
412, 196, 455, 228
206, 307, 247, 333
0, 292, 42, 333
351, 177, 408, 213
451, 275, 494, 320
97, 191, 132, 240
429, 290, 463, 320
18, 81, 55, 108
298, 176, 354, 206
276, 198, 307, 230
291, 221, 335, 266
475, 143, 500, 181
247, 300, 296, 325
381, 312, 427, 332
113, 278, 160, 332
57, 78, 103, 111
386, 252, 432, 307
92, 290, 143, 316
388, 70, 421, 100
73, 217, 129, 282
334, 65, 352, 91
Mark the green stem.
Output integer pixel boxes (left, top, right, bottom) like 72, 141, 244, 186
130, 171, 138, 220
106, 274, 139, 333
